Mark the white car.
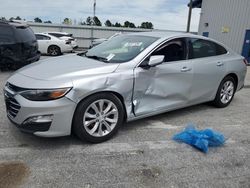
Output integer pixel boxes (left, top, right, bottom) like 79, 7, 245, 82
45, 32, 78, 49
90, 32, 122, 48
35, 33, 73, 56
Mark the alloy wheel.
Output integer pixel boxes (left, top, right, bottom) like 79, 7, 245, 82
83, 99, 119, 137
220, 80, 234, 104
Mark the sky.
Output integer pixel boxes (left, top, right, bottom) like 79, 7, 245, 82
0, 0, 201, 31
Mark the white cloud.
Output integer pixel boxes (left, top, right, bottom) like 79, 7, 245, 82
0, 0, 200, 31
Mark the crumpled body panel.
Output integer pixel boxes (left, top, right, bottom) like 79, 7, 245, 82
133, 60, 193, 116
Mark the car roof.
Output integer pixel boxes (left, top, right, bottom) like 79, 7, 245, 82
0, 20, 28, 28
36, 33, 55, 37
47, 31, 70, 35
127, 31, 206, 40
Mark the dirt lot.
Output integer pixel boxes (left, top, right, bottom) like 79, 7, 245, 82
0, 62, 249, 188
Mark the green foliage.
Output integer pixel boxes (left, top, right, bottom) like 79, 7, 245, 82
105, 20, 112, 27
0, 17, 7, 21
124, 21, 136, 28
63, 18, 72, 25
140, 22, 154, 29
15, 16, 21, 20
114, 22, 122, 27
93, 16, 102, 26
86, 16, 93, 25
34, 17, 42, 23
44, 20, 52, 24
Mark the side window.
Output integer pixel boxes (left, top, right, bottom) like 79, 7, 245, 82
49, 33, 62, 38
35, 34, 43, 40
188, 38, 227, 59
215, 43, 227, 55
151, 38, 187, 62
35, 34, 50, 40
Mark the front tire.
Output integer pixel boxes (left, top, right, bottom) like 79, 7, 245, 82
213, 76, 236, 108
73, 93, 125, 143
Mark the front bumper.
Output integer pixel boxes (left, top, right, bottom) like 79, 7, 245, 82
4, 86, 77, 137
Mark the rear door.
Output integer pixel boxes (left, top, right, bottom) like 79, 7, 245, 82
35, 34, 51, 54
133, 38, 193, 116
187, 38, 227, 103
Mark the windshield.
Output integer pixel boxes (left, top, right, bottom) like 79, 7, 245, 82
85, 35, 159, 63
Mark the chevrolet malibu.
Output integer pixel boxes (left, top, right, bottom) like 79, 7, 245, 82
4, 32, 247, 143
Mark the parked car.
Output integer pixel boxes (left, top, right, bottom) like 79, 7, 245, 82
4, 32, 247, 143
90, 32, 122, 48
45, 32, 78, 49
35, 33, 73, 56
0, 21, 40, 70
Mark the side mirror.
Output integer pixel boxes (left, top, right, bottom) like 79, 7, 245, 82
148, 55, 164, 67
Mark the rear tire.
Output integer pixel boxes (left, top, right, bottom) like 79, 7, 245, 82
213, 76, 236, 108
48, 45, 61, 56
73, 93, 125, 143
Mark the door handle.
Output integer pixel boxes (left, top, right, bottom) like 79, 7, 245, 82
181, 67, 192, 72
217, 62, 224, 66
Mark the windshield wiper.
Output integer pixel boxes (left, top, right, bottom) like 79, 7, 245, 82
85, 55, 109, 63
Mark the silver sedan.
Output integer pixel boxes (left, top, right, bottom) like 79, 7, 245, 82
3, 32, 247, 143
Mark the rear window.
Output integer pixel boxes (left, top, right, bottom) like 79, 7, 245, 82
0, 25, 14, 43
15, 26, 36, 42
49, 33, 72, 37
189, 38, 227, 59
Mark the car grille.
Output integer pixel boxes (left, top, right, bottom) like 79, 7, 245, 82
4, 87, 21, 119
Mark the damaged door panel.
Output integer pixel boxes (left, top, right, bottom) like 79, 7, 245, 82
133, 61, 193, 116
132, 37, 193, 116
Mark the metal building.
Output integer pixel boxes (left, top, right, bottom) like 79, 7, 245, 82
190, 0, 250, 62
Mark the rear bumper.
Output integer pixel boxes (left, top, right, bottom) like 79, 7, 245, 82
61, 45, 73, 53
22, 52, 41, 65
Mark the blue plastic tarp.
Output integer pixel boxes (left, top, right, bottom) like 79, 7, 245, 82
173, 124, 225, 153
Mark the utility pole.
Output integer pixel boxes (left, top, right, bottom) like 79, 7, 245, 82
186, 0, 192, 32
91, 0, 96, 46
93, 0, 96, 19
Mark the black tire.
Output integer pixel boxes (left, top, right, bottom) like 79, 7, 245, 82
213, 76, 236, 108
48, 45, 61, 56
73, 93, 125, 143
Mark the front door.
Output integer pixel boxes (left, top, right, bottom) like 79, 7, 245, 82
133, 38, 193, 116
242, 30, 250, 63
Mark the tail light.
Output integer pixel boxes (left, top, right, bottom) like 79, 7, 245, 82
65, 40, 71, 44
243, 59, 248, 65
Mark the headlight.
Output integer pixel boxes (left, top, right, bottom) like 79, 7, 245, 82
20, 88, 72, 101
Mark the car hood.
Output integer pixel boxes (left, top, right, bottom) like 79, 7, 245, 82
16, 54, 120, 81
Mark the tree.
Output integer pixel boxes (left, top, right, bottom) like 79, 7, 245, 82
140, 22, 154, 29
0, 17, 7, 21
44, 20, 52, 24
114, 22, 122, 27
93, 16, 102, 26
105, 20, 112, 27
86, 16, 93, 25
123, 21, 136, 28
63, 18, 72, 25
15, 16, 21, 20
124, 21, 130, 27
34, 17, 42, 23
129, 22, 136, 28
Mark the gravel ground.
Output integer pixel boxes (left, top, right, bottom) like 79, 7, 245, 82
0, 61, 249, 188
